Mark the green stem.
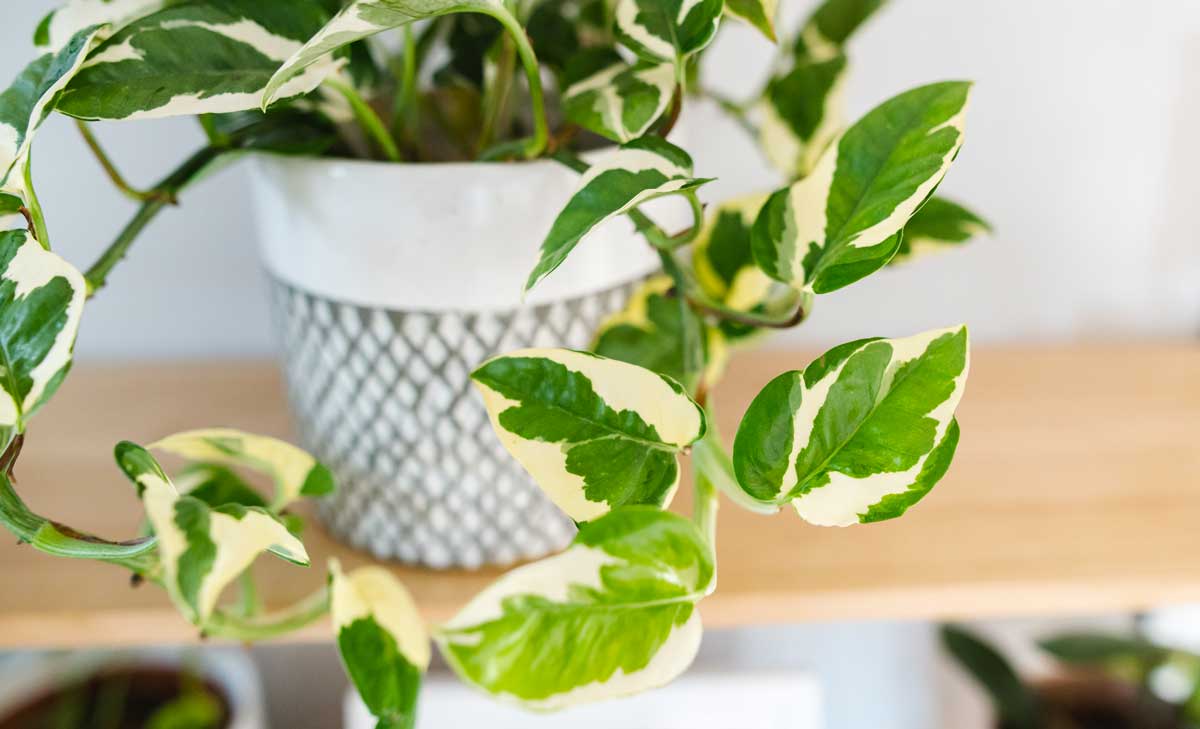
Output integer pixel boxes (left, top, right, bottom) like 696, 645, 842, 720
204, 586, 331, 642
84, 146, 222, 297
657, 248, 704, 382
76, 120, 171, 204
21, 158, 50, 249
693, 468, 719, 548
685, 289, 809, 329
0, 469, 159, 576
477, 35, 517, 154
391, 25, 420, 151
325, 77, 402, 162
482, 6, 548, 159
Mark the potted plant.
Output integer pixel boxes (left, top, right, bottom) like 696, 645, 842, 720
1, 0, 988, 724
941, 625, 1200, 729
0, 648, 266, 729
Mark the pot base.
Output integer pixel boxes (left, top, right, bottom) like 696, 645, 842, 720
270, 276, 641, 569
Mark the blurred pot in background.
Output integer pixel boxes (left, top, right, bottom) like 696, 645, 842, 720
942, 625, 1200, 729
0, 648, 265, 729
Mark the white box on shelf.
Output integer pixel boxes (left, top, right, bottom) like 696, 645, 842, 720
345, 670, 822, 729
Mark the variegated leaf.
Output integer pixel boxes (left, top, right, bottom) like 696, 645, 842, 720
724, 0, 777, 41
692, 193, 775, 311
0, 229, 86, 437
752, 81, 971, 294
264, 0, 513, 108
527, 136, 710, 291
57, 0, 343, 121
150, 428, 334, 511
593, 275, 726, 391
36, 0, 167, 51
561, 49, 675, 143
472, 348, 705, 522
0, 193, 22, 231
115, 441, 310, 624
331, 560, 429, 729
614, 0, 723, 63
690, 194, 801, 348
759, 54, 847, 178
892, 196, 990, 264
732, 326, 968, 526
614, 0, 724, 62
791, 0, 887, 62
759, 0, 886, 177
1, 26, 103, 192
438, 507, 713, 710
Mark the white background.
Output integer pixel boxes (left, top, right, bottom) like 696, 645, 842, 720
2, 0, 1198, 360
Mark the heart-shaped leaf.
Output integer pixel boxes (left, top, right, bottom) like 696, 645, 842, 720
331, 561, 428, 729
561, 48, 675, 143
0, 229, 86, 439
752, 81, 972, 294
472, 348, 705, 522
527, 136, 710, 292
438, 507, 713, 709
733, 326, 968, 526
116, 441, 309, 624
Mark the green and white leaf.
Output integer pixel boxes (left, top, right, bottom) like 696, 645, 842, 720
36, 0, 167, 51
614, 0, 724, 62
115, 442, 310, 624
732, 326, 968, 526
331, 560, 428, 729
264, 0, 514, 108
527, 136, 710, 291
1, 26, 103, 192
691, 193, 776, 311
791, 0, 887, 62
437, 507, 713, 710
150, 428, 334, 511
593, 275, 726, 391
892, 196, 990, 264
752, 81, 971, 294
57, 0, 343, 121
759, 54, 847, 178
0, 229, 86, 437
472, 348, 705, 522
0, 193, 22, 231
562, 49, 675, 143
724, 0, 777, 41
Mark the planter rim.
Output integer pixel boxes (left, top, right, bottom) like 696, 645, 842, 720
248, 150, 671, 311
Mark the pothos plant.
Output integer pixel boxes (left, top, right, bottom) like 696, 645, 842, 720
0, 0, 988, 725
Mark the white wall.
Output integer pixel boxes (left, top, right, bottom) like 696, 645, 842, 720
2, 0, 1198, 360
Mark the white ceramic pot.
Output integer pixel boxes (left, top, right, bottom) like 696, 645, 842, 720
249, 154, 670, 569
0, 648, 266, 729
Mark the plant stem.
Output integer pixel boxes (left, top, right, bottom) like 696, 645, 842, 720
84, 146, 223, 297
684, 291, 809, 329
483, 7, 548, 158
76, 120, 173, 204
477, 35, 517, 155
657, 248, 705, 382
391, 25, 420, 152
21, 158, 51, 249
693, 469, 719, 548
325, 77, 402, 162
204, 586, 331, 642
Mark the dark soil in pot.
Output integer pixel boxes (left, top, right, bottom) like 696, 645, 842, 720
1000, 674, 1182, 729
0, 666, 231, 729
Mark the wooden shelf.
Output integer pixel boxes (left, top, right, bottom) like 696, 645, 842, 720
1, 344, 1198, 649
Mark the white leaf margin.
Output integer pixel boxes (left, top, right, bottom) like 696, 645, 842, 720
0, 229, 86, 431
